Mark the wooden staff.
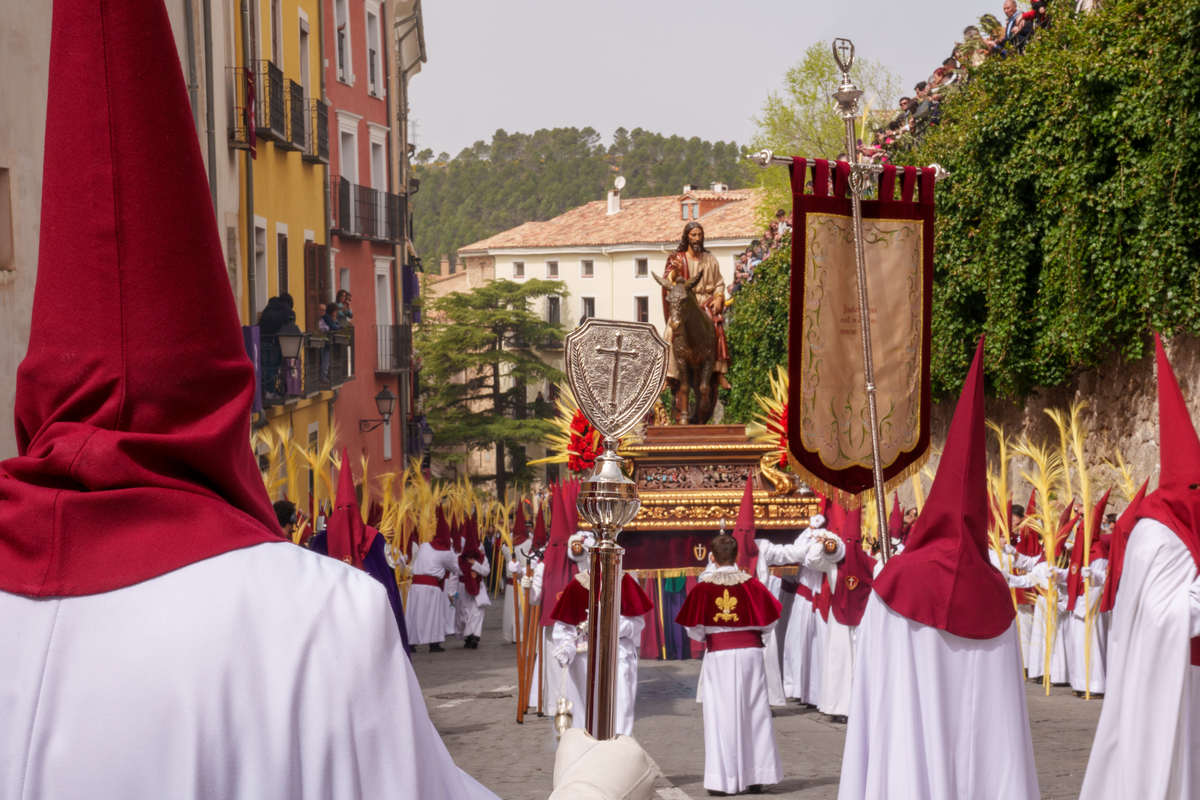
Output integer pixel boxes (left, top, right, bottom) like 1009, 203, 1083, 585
535, 604, 545, 716
513, 563, 527, 724
518, 561, 538, 719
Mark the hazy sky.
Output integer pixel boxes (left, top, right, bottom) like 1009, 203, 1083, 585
408, 0, 982, 158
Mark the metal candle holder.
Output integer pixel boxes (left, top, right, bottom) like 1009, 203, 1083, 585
565, 319, 668, 740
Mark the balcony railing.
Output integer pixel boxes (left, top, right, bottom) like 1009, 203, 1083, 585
375, 324, 412, 373
302, 98, 329, 164
257, 329, 355, 406
331, 176, 405, 243
276, 79, 305, 152
254, 61, 286, 142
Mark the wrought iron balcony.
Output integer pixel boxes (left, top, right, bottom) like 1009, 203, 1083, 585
375, 324, 412, 373
257, 329, 355, 407
276, 79, 305, 152
302, 98, 329, 164
253, 61, 286, 142
227, 67, 252, 149
331, 176, 405, 243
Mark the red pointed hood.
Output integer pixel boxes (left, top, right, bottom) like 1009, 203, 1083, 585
1137, 334, 1200, 566
0, 0, 280, 596
540, 483, 578, 626
825, 499, 848, 535
830, 508, 876, 626
431, 506, 453, 551
327, 448, 373, 569
873, 338, 1015, 639
887, 493, 903, 538
511, 502, 528, 548
462, 514, 484, 561
533, 504, 549, 550
733, 473, 760, 573
1100, 479, 1149, 613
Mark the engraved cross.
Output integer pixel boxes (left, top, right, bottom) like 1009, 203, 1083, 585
595, 333, 638, 409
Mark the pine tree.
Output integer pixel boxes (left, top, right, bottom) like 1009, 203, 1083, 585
418, 278, 566, 501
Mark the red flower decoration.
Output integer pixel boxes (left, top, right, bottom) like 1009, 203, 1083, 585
568, 409, 604, 474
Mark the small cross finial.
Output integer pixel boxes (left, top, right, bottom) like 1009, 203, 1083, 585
832, 38, 855, 78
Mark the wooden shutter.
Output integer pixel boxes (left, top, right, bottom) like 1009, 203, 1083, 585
304, 242, 319, 331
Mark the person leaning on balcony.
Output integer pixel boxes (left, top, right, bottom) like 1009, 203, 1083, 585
322, 302, 342, 332
336, 289, 354, 327
259, 293, 295, 336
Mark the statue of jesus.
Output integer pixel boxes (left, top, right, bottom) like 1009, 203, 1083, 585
662, 222, 731, 390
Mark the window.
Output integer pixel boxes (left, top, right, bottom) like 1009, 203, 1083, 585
691, 203, 699, 219
0, 169, 12, 272
634, 296, 649, 323
335, 0, 350, 83
581, 259, 594, 278
298, 16, 310, 94
270, 0, 282, 65
680, 204, 687, 221
546, 260, 558, 278
277, 233, 288, 295
547, 296, 561, 325
366, 8, 381, 96
635, 258, 648, 277
513, 261, 525, 278
581, 297, 595, 321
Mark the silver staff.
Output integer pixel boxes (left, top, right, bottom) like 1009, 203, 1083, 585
565, 319, 668, 740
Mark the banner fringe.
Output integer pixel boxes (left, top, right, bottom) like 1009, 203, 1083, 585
786, 447, 931, 511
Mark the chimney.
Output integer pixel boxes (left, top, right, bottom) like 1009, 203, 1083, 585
710, 182, 729, 192
607, 189, 621, 215
440, 255, 450, 276
682, 184, 695, 193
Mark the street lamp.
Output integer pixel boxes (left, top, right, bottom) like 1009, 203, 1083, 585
421, 425, 434, 451
359, 386, 398, 432
277, 322, 305, 361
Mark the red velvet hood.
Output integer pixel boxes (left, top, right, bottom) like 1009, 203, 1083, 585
431, 506, 452, 551
733, 473, 760, 573
540, 482, 578, 626
887, 493, 903, 539
1137, 334, 1200, 571
0, 0, 281, 596
533, 504, 549, 550
873, 338, 1016, 639
327, 448, 373, 569
830, 508, 876, 627
511, 502, 528, 548
1099, 480, 1148, 614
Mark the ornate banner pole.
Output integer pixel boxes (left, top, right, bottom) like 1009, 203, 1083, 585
829, 38, 892, 562
565, 319, 668, 740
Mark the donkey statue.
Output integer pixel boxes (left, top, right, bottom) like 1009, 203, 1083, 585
653, 272, 718, 425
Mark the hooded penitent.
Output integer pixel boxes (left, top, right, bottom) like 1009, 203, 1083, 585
732, 473, 760, 574
1099, 479, 1147, 614
1067, 488, 1110, 612
0, 0, 282, 596
459, 515, 484, 597
540, 482, 578, 626
873, 338, 1016, 639
431, 506, 453, 552
327, 448, 376, 569
511, 502, 528, 549
533, 503, 549, 551
830, 507, 876, 627
887, 493, 903, 541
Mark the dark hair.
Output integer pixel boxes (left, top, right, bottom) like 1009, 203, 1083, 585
273, 499, 297, 528
325, 302, 340, 315
775, 209, 786, 218
1105, 513, 1118, 523
899, 96, 911, 105
279, 292, 294, 309
1011, 504, 1025, 518
915, 81, 928, 92
943, 57, 958, 67
710, 534, 738, 566
964, 25, 979, 34
336, 289, 351, 302
676, 221, 707, 253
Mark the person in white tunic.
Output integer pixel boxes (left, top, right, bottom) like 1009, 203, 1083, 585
405, 507, 461, 651
1064, 522, 1109, 695
1081, 335, 1200, 800
1026, 559, 1070, 683
677, 535, 783, 796
0, 3, 655, 797
548, 533, 654, 736
839, 337, 1040, 800
502, 507, 534, 643
780, 516, 827, 706
455, 518, 492, 648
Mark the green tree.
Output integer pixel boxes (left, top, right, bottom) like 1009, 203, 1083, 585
720, 239, 792, 423
899, 0, 1200, 397
418, 278, 566, 501
750, 41, 902, 214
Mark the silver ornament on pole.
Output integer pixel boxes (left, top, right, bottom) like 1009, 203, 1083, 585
565, 318, 668, 740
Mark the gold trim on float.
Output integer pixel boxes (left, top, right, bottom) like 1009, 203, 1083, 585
620, 443, 776, 455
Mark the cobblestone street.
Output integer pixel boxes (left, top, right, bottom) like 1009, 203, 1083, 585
412, 606, 1102, 799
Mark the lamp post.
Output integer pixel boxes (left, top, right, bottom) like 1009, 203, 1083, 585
421, 425, 434, 452
359, 386, 397, 433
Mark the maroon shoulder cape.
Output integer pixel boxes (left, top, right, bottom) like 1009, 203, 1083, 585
0, 0, 282, 596
873, 338, 1016, 639
675, 574, 782, 628
830, 508, 877, 627
549, 572, 655, 627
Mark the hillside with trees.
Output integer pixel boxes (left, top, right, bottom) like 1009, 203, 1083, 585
411, 127, 750, 265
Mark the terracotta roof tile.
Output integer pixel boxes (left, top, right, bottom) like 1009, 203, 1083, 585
458, 189, 762, 252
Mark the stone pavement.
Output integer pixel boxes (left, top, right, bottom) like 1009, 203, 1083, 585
412, 606, 1102, 799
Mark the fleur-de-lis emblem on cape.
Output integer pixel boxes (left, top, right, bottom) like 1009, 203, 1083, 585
714, 589, 739, 623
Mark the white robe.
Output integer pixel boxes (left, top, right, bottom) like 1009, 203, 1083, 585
1066, 558, 1108, 694
1026, 568, 1069, 683
686, 567, 783, 795
0, 542, 497, 800
455, 556, 492, 639
782, 533, 832, 704
551, 614, 645, 736
502, 541, 534, 644
756, 535, 811, 708
405, 542, 460, 646
1081, 518, 1200, 799
988, 549, 1043, 671
443, 571, 460, 636
838, 594, 1041, 800
805, 535, 851, 717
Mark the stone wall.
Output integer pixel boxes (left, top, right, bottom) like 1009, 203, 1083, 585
892, 334, 1200, 516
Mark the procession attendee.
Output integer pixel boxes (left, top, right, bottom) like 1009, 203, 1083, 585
548, 532, 654, 736
0, 1, 552, 795
1065, 491, 1111, 696
1081, 335, 1200, 799
456, 515, 492, 649
1027, 539, 1071, 684
677, 534, 783, 795
405, 506, 460, 652
443, 513, 464, 637
781, 509, 830, 706
538, 483, 579, 709
814, 507, 875, 723
502, 504, 533, 643
839, 338, 1040, 800
308, 449, 409, 652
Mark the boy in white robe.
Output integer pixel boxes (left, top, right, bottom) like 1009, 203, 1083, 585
677, 534, 783, 796
455, 519, 492, 648
405, 508, 461, 652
